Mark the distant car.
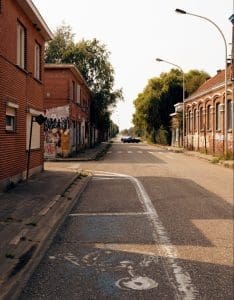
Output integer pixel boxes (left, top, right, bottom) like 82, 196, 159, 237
121, 136, 141, 143
131, 137, 141, 143
121, 136, 131, 143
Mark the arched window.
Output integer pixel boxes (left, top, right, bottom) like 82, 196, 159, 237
194, 109, 197, 131
216, 103, 221, 130
207, 105, 211, 130
199, 107, 203, 130
188, 111, 192, 133
227, 99, 233, 130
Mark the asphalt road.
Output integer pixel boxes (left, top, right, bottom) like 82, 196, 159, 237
20, 141, 233, 299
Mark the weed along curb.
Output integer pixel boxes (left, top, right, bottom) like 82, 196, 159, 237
0, 171, 92, 300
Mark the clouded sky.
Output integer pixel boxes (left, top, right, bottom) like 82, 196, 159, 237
33, 0, 233, 130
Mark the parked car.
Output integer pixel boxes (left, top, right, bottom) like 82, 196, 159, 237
121, 136, 141, 143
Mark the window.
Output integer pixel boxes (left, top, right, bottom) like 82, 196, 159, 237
6, 107, 16, 131
34, 43, 41, 80
17, 22, 26, 69
194, 109, 197, 131
207, 105, 212, 130
199, 107, 203, 130
227, 100, 233, 130
216, 103, 221, 130
77, 84, 81, 104
26, 113, 40, 149
72, 81, 76, 101
188, 111, 192, 133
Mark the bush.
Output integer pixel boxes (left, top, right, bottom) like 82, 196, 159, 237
156, 126, 169, 145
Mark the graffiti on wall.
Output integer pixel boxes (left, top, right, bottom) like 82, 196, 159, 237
44, 105, 71, 158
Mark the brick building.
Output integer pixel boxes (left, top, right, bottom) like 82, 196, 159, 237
0, 0, 52, 190
44, 64, 92, 158
184, 65, 233, 156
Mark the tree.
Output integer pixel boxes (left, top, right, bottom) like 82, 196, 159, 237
45, 24, 122, 138
185, 69, 210, 95
45, 24, 75, 63
133, 68, 210, 145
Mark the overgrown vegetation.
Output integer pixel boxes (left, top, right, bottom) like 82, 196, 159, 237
133, 69, 210, 145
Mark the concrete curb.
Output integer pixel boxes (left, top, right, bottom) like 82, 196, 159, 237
0, 173, 92, 300
45, 142, 111, 163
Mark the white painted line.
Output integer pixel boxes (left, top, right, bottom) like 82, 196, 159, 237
69, 212, 149, 216
92, 176, 126, 181
93, 171, 198, 299
127, 151, 133, 153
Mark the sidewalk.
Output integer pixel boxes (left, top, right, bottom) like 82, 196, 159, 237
167, 146, 234, 169
0, 142, 109, 300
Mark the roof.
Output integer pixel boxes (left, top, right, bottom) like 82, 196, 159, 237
186, 65, 232, 101
16, 0, 53, 41
45, 64, 90, 92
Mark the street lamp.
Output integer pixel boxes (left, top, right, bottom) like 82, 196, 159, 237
175, 8, 228, 155
155, 58, 185, 147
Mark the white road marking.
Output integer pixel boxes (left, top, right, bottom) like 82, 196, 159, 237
92, 171, 198, 299
69, 212, 149, 216
127, 151, 133, 153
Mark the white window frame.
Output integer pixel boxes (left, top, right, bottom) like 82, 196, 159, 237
6, 107, 16, 131
5, 102, 19, 132
17, 22, 26, 69
34, 43, 41, 80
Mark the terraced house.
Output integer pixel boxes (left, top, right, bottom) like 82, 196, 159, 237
0, 0, 52, 190
44, 64, 92, 158
184, 65, 233, 156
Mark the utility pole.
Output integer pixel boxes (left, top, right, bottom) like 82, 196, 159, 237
229, 10, 234, 158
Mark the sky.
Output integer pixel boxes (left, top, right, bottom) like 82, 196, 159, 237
33, 0, 233, 131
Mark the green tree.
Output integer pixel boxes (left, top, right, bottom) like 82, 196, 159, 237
45, 24, 122, 138
45, 24, 75, 63
133, 68, 209, 145
185, 69, 210, 95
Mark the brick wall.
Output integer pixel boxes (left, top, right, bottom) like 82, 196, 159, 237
0, 0, 47, 188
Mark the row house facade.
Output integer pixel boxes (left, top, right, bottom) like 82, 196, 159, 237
44, 64, 92, 158
184, 66, 233, 156
0, 0, 52, 190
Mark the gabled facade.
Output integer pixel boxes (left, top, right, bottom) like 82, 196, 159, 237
184, 66, 233, 156
44, 64, 92, 158
0, 0, 52, 190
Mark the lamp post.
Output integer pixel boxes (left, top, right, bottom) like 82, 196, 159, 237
175, 8, 228, 155
156, 58, 185, 147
